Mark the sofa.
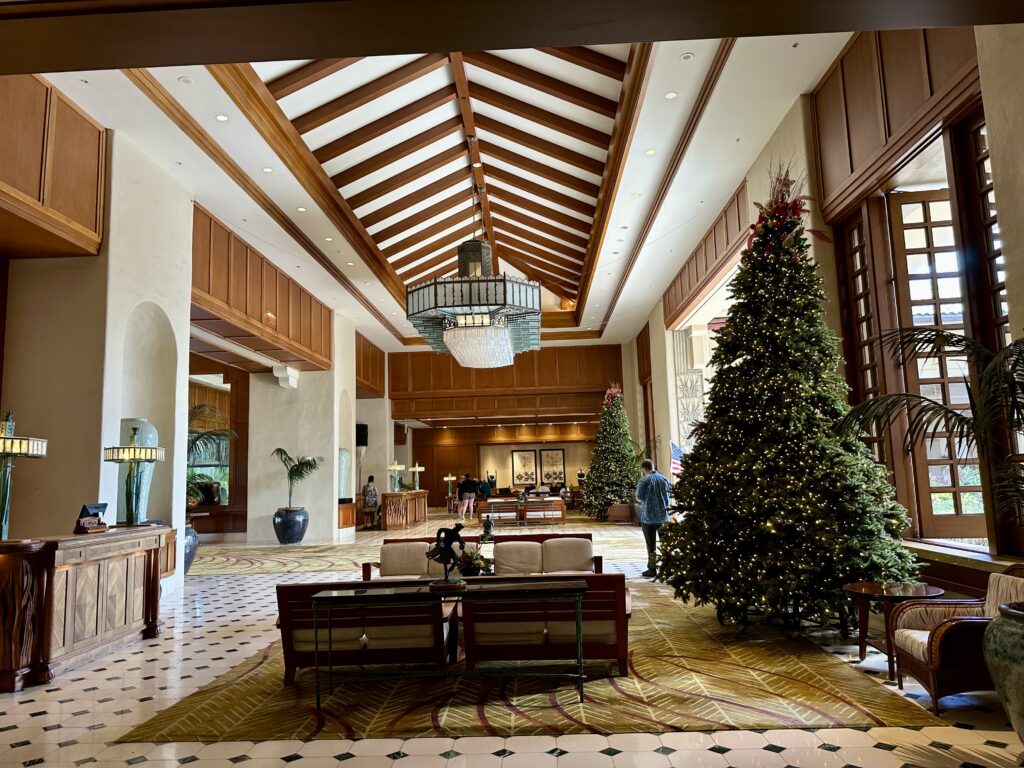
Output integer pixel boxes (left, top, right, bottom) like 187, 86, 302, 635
362, 533, 601, 580
275, 580, 456, 684
476, 497, 567, 525
892, 564, 1024, 713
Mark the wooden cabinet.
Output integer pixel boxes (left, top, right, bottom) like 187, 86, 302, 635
0, 75, 105, 258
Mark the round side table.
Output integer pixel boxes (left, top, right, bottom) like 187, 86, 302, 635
843, 581, 945, 680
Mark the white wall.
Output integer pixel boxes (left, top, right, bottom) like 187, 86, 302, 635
335, 314, 357, 501
646, 301, 676, 474
3, 132, 193, 595
620, 339, 644, 445
478, 442, 594, 489
356, 396, 392, 489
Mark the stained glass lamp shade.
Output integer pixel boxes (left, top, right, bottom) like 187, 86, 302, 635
103, 427, 165, 526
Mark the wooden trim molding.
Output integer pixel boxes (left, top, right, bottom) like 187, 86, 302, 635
123, 67, 405, 342
598, 38, 736, 330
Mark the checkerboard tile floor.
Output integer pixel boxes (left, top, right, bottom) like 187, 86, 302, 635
2, 521, 1021, 768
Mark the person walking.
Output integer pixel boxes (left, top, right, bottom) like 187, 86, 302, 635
635, 459, 671, 578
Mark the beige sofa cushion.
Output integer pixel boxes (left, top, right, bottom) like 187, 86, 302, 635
985, 572, 1024, 617
380, 542, 430, 577
894, 628, 931, 662
546, 619, 618, 645
364, 622, 447, 649
494, 541, 543, 575
292, 627, 364, 653
541, 538, 594, 573
472, 620, 546, 645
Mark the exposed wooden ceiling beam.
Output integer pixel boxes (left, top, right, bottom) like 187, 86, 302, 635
124, 68, 405, 342
266, 57, 363, 99
478, 139, 599, 199
449, 51, 497, 264
539, 47, 627, 80
487, 186, 591, 234
382, 205, 477, 258
463, 50, 616, 118
492, 217, 585, 262
348, 143, 466, 209
573, 42, 654, 327
313, 84, 457, 164
293, 52, 448, 134
360, 167, 472, 228
330, 116, 463, 189
410, 258, 459, 285
488, 202, 589, 249
541, 310, 578, 328
393, 221, 479, 273
494, 235, 582, 279
599, 39, 734, 329
487, 166, 595, 218
469, 83, 610, 148
473, 114, 603, 176
207, 63, 407, 308
372, 188, 473, 244
498, 249, 578, 301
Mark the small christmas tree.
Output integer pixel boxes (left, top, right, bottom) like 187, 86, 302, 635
581, 385, 640, 520
659, 169, 917, 629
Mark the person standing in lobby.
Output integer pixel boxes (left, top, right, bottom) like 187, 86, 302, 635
636, 459, 671, 578
457, 473, 479, 522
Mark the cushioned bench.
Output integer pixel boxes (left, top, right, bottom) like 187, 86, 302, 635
276, 581, 456, 684
521, 498, 567, 524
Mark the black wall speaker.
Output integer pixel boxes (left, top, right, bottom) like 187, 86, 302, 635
356, 423, 368, 447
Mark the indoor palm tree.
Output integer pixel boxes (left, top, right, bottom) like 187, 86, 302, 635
839, 327, 1024, 520
272, 448, 325, 508
270, 448, 325, 544
186, 404, 237, 506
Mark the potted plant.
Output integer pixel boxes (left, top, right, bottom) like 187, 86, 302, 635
184, 404, 236, 573
271, 448, 325, 544
457, 546, 491, 577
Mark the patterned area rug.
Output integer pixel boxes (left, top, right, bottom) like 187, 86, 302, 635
120, 582, 938, 740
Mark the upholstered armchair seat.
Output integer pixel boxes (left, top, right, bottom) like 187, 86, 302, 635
892, 566, 1024, 713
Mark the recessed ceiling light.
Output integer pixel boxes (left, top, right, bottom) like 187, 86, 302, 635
680, 52, 695, 61
324, 237, 333, 242
391, 312, 397, 316
735, 137, 742, 143
345, 261, 354, 266
296, 206, 306, 212
792, 42, 800, 49
364, 281, 370, 286
215, 114, 229, 122
177, 76, 195, 85
174, 161, 183, 167
631, 192, 641, 199
78, 79, 90, 86
644, 148, 656, 156
472, 161, 483, 168
261, 167, 273, 173
664, 91, 678, 100
620, 225, 629, 230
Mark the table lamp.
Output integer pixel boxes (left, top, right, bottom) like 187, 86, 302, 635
103, 427, 165, 526
409, 462, 425, 490
0, 412, 47, 540
385, 462, 405, 493
443, 474, 457, 496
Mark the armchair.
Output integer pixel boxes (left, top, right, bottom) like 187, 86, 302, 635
892, 564, 1024, 713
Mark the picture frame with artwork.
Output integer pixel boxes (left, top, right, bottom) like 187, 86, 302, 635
540, 448, 566, 485
511, 449, 537, 485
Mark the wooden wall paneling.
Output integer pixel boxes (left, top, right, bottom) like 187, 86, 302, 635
245, 247, 261, 321
275, 270, 289, 337
0, 75, 48, 199
300, 292, 311, 347
228, 236, 246, 312
192, 208, 211, 293
636, 323, 652, 384
261, 260, 277, 327
815, 66, 852, 199
43, 93, 104, 233
355, 331, 386, 397
878, 30, 930, 137
288, 281, 300, 343
209, 220, 229, 302
839, 32, 886, 170
924, 27, 977, 94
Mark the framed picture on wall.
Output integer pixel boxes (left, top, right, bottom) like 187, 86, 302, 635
540, 448, 566, 485
511, 449, 537, 485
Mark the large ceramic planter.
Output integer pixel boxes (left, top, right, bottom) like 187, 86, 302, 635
273, 507, 309, 544
984, 601, 1024, 764
183, 525, 200, 575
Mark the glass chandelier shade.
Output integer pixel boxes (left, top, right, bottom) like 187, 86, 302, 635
407, 240, 541, 368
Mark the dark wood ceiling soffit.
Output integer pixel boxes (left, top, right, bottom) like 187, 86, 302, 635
206, 63, 408, 307
573, 41, 654, 326
123, 67, 405, 342
598, 38, 736, 331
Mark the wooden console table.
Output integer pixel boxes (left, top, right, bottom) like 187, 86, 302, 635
0, 525, 172, 692
380, 490, 428, 530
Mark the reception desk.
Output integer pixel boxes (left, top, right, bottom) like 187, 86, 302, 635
380, 490, 428, 530
0, 525, 172, 692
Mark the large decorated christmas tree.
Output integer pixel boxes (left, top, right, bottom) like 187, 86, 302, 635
580, 385, 640, 520
659, 169, 916, 629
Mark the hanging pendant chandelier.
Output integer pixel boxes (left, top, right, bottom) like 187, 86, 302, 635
407, 239, 541, 368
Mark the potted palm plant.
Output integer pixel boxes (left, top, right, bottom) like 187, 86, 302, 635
184, 404, 236, 573
271, 448, 325, 544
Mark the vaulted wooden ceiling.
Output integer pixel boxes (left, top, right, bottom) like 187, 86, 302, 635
214, 45, 650, 321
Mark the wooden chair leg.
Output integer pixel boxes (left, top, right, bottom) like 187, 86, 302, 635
284, 665, 296, 685
618, 657, 629, 677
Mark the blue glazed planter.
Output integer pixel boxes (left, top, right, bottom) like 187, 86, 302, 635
183, 525, 200, 574
984, 601, 1024, 765
273, 507, 309, 544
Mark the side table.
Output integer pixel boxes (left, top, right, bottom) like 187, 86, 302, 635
844, 581, 945, 680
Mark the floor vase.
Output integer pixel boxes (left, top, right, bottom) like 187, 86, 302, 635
984, 602, 1024, 765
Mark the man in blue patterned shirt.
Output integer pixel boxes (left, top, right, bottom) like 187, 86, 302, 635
635, 458, 670, 578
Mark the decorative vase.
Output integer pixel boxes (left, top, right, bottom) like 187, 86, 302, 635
338, 448, 352, 499
984, 602, 1024, 763
117, 418, 158, 525
183, 525, 200, 575
460, 564, 481, 578
273, 507, 309, 544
